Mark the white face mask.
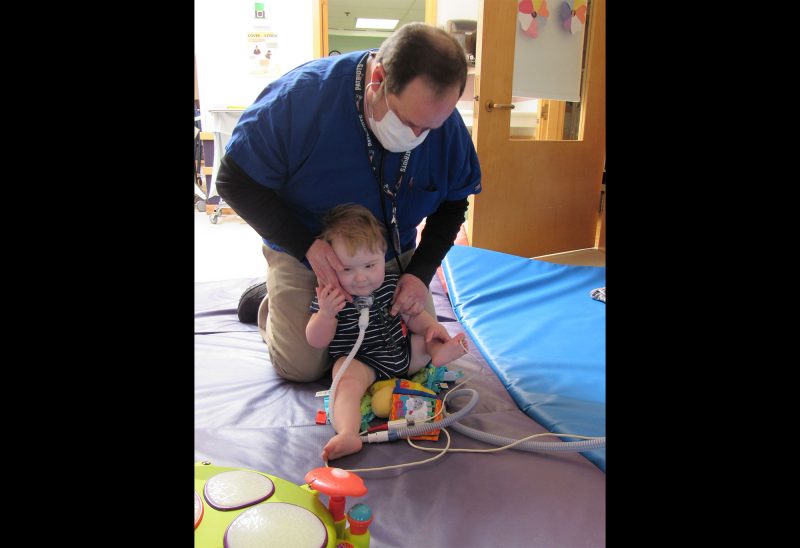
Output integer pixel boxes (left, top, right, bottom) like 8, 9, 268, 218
366, 82, 430, 153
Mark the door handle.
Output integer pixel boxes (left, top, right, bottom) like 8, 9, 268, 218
485, 101, 515, 112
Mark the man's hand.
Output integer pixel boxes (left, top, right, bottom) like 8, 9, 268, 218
424, 323, 451, 344
390, 273, 428, 317
306, 239, 352, 302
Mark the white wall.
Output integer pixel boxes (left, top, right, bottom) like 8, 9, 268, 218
194, 0, 315, 130
436, 0, 479, 27
194, 0, 481, 130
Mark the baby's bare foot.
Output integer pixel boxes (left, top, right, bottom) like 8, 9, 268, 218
431, 333, 468, 366
322, 432, 363, 462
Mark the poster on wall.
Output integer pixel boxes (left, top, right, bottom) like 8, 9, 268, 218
248, 1, 280, 77
512, 0, 588, 101
248, 30, 280, 77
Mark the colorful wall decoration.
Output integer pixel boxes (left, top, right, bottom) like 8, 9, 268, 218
517, 0, 549, 39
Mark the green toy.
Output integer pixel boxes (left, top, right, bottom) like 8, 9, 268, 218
195, 462, 372, 547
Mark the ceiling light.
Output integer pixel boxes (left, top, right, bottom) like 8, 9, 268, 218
355, 18, 399, 30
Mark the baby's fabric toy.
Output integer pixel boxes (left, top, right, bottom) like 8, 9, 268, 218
410, 363, 464, 392
323, 364, 463, 440
368, 363, 460, 419
386, 379, 443, 441
358, 392, 375, 432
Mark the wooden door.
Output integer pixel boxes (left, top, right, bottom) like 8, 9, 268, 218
468, 0, 605, 257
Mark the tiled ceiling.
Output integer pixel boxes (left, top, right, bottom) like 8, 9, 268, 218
328, 0, 425, 34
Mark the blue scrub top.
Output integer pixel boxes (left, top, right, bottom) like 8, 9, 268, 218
226, 50, 481, 261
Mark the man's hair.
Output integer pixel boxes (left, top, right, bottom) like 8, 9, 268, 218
321, 204, 387, 257
377, 22, 467, 98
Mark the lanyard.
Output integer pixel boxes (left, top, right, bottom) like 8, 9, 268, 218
355, 51, 410, 259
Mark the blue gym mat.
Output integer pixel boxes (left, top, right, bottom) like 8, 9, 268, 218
442, 245, 606, 471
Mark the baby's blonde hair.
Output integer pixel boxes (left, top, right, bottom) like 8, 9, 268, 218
320, 204, 387, 257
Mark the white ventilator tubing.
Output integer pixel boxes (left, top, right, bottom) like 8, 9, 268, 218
361, 389, 605, 453
327, 297, 372, 432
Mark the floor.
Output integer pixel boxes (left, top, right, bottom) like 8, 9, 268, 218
194, 209, 267, 282
194, 208, 605, 282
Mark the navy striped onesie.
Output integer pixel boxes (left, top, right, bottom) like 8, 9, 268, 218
310, 273, 411, 380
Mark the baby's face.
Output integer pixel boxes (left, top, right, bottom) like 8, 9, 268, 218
331, 239, 385, 297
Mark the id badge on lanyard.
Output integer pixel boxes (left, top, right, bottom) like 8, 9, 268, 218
354, 51, 411, 259
379, 151, 410, 258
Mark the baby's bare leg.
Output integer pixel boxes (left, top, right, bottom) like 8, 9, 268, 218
426, 332, 468, 366
408, 333, 432, 374
408, 330, 468, 372
322, 357, 376, 462
406, 310, 470, 372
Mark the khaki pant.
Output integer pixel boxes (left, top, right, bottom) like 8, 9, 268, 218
257, 245, 435, 382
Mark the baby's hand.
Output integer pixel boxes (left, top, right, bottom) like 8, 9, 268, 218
316, 283, 346, 319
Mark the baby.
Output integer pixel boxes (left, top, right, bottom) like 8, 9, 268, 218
306, 204, 468, 461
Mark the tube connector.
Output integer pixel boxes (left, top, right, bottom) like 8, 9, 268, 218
353, 295, 373, 311
388, 418, 411, 431
360, 431, 391, 444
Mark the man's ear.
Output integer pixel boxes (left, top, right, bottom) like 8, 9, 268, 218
370, 62, 385, 85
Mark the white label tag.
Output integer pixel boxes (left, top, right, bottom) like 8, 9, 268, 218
315, 390, 330, 398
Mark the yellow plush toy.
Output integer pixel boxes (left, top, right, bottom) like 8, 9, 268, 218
370, 386, 393, 418
369, 380, 396, 418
